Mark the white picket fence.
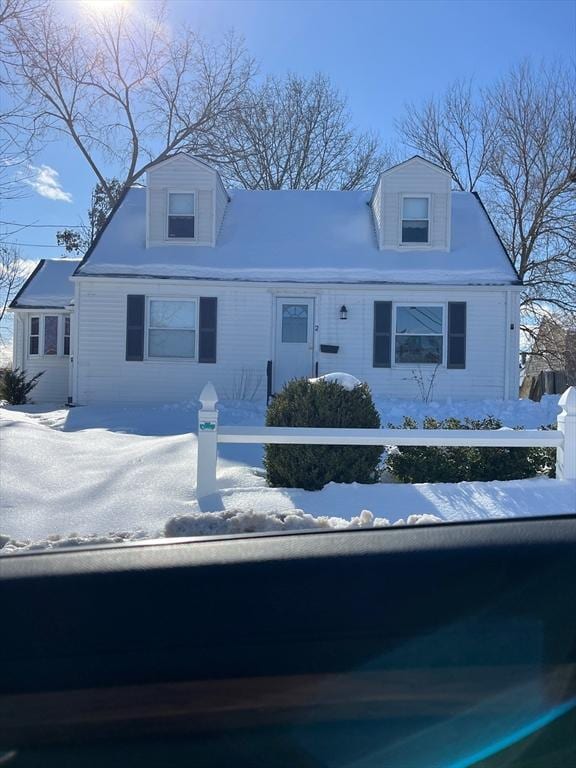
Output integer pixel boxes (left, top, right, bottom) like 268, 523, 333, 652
196, 382, 576, 502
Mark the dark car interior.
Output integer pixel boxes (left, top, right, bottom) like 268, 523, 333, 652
1, 514, 575, 767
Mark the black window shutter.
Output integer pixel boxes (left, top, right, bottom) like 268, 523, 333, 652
199, 297, 217, 363
373, 301, 392, 368
447, 302, 466, 369
126, 295, 145, 361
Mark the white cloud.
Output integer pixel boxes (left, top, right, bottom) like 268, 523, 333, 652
25, 164, 73, 203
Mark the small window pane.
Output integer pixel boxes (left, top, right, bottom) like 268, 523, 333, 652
402, 220, 429, 243
403, 197, 428, 219
148, 329, 195, 358
395, 336, 443, 364
44, 316, 58, 355
63, 316, 71, 355
282, 304, 308, 343
397, 306, 443, 335
29, 317, 40, 355
150, 300, 196, 329
168, 216, 195, 238
169, 193, 195, 215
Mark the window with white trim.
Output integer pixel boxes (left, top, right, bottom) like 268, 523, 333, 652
28, 314, 71, 357
148, 299, 197, 359
167, 192, 195, 239
395, 305, 443, 364
401, 197, 429, 244
43, 316, 58, 355
63, 316, 71, 356
29, 317, 40, 355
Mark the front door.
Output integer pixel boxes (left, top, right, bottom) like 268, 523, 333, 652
274, 298, 315, 392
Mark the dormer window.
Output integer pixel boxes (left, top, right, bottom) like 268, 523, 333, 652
168, 192, 195, 239
401, 196, 429, 244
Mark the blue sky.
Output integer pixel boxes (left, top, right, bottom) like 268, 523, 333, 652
3, 0, 575, 261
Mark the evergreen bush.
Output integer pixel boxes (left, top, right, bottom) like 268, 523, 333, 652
385, 415, 556, 483
0, 368, 44, 405
264, 378, 382, 490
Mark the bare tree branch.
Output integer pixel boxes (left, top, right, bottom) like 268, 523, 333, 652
397, 61, 576, 331
4, 1, 255, 203
196, 73, 392, 190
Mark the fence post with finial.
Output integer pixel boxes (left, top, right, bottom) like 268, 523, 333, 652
197, 382, 219, 500
556, 387, 576, 481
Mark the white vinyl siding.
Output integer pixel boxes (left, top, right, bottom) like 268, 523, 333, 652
372, 157, 452, 251
146, 155, 226, 246
72, 278, 519, 404
12, 310, 72, 403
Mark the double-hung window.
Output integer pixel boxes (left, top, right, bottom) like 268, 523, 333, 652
401, 197, 429, 244
168, 193, 195, 239
148, 299, 197, 359
395, 305, 443, 364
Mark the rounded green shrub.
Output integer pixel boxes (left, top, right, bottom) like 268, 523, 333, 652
264, 378, 382, 490
385, 415, 555, 483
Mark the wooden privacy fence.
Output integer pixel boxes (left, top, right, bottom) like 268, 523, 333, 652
196, 383, 576, 502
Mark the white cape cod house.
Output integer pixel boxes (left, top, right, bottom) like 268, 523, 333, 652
10, 155, 522, 404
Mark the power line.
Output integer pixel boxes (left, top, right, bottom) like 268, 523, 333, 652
1, 241, 64, 248
0, 221, 83, 228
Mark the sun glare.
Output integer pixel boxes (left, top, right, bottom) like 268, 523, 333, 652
79, 0, 132, 15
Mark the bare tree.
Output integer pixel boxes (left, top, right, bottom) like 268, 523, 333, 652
196, 73, 391, 190
399, 79, 497, 192
5, 1, 255, 205
398, 62, 576, 328
0, 0, 44, 202
486, 63, 576, 324
0, 244, 27, 335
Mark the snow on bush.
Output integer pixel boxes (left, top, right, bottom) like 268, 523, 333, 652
386, 415, 556, 483
164, 508, 442, 538
309, 372, 361, 391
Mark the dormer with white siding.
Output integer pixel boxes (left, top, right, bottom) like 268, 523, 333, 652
371, 155, 452, 251
146, 154, 228, 247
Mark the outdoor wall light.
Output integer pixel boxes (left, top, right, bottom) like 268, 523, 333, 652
340, 305, 348, 320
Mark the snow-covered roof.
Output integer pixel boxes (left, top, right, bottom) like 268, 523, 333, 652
10, 259, 79, 309
75, 187, 518, 285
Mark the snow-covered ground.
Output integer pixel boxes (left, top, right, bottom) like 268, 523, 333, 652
1, 394, 574, 553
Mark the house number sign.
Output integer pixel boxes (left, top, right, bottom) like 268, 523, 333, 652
199, 420, 217, 431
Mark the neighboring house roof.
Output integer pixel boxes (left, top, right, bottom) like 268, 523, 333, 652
523, 316, 576, 382
9, 259, 79, 309
75, 187, 519, 285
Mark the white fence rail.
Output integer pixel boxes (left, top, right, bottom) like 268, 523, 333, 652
196, 383, 576, 502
